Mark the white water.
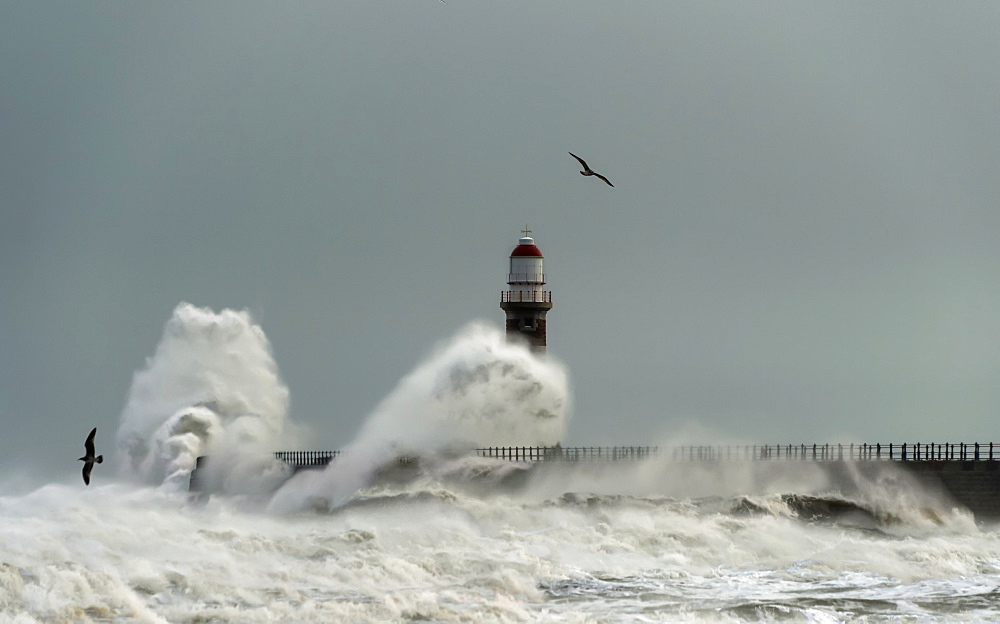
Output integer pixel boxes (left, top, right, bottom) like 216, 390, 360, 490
4, 471, 1000, 623
116, 303, 301, 494
270, 320, 571, 512
4, 304, 1000, 622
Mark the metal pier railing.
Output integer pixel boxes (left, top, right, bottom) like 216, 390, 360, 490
269, 443, 1000, 468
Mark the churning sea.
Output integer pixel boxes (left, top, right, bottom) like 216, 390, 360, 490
3, 455, 1000, 624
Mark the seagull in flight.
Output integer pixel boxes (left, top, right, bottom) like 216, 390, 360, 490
569, 152, 614, 187
78, 427, 103, 486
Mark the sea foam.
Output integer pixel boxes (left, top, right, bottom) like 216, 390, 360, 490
116, 303, 299, 493
269, 320, 571, 512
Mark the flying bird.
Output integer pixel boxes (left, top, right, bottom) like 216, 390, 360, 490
569, 152, 614, 187
78, 427, 103, 486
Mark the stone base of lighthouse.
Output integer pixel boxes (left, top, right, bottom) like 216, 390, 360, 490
501, 300, 552, 351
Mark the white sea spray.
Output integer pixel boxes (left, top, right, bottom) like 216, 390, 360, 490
269, 321, 571, 512
116, 302, 300, 493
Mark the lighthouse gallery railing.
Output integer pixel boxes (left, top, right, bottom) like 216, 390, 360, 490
501, 290, 552, 303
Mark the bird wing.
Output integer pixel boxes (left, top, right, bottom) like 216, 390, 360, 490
85, 427, 97, 456
594, 173, 614, 187
568, 152, 591, 172
82, 461, 93, 486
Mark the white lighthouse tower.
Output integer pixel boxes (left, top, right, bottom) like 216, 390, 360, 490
500, 228, 552, 351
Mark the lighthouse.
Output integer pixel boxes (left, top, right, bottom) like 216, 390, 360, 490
500, 228, 553, 351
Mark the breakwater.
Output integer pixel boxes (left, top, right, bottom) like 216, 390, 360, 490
478, 442, 999, 462
271, 442, 1000, 465
190, 443, 1000, 520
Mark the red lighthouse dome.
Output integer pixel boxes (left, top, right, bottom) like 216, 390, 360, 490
510, 237, 544, 257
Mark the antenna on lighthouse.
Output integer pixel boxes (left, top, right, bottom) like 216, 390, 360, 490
500, 228, 552, 352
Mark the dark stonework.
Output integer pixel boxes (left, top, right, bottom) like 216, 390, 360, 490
822, 460, 1000, 520
504, 318, 546, 349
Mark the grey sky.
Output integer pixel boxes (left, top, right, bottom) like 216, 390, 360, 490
3, 2, 1000, 483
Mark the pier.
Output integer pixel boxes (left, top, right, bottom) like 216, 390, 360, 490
262, 443, 999, 467
190, 442, 1000, 520
473, 443, 1000, 463
468, 444, 1000, 519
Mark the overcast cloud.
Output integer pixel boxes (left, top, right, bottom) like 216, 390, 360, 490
3, 2, 1000, 483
